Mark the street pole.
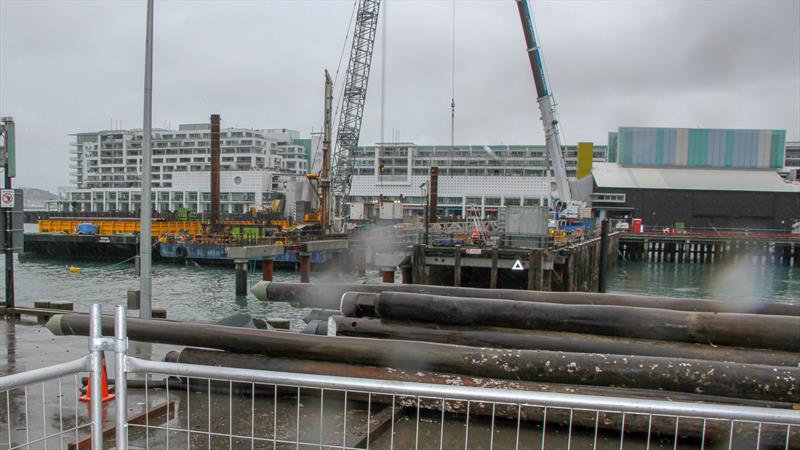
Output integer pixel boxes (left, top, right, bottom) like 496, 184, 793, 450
139, 0, 154, 319
422, 182, 429, 246
1, 117, 14, 309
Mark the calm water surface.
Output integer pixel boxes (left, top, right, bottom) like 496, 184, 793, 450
609, 259, 799, 304
10, 224, 798, 329
5, 254, 382, 328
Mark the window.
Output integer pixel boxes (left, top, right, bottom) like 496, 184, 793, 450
591, 193, 626, 203
523, 198, 540, 206
438, 197, 462, 205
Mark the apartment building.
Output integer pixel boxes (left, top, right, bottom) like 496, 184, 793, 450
59, 123, 311, 214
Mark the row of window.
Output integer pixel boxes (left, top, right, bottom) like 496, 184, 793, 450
70, 191, 258, 202
348, 196, 542, 206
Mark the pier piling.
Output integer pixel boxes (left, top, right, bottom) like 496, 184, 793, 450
330, 251, 341, 276
234, 259, 248, 296
453, 245, 462, 287
489, 246, 498, 289
126, 288, 141, 310
299, 252, 311, 283
599, 220, 609, 293
381, 268, 395, 283
400, 265, 411, 284
261, 258, 274, 281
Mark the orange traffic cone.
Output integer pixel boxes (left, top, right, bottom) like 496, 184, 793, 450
80, 352, 115, 403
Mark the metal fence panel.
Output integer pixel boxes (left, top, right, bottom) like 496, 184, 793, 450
2, 304, 799, 450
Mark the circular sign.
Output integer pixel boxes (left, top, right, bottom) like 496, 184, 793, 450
1, 191, 13, 207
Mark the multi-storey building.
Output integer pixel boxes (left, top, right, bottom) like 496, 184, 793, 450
59, 124, 312, 215
347, 143, 608, 218
59, 121, 795, 220
785, 141, 800, 169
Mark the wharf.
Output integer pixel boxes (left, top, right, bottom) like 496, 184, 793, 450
619, 232, 800, 266
410, 233, 619, 292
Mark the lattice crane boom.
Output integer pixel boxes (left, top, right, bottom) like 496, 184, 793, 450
331, 0, 382, 217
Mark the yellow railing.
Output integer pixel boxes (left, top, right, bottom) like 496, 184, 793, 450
38, 219, 202, 237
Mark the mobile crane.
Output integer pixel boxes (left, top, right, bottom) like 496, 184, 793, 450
516, 0, 585, 220
324, 0, 584, 228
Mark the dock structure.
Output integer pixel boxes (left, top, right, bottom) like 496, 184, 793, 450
619, 233, 800, 267
227, 244, 285, 296
226, 239, 350, 294
408, 233, 619, 292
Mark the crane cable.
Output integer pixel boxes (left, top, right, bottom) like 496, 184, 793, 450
449, 0, 456, 175
380, 0, 387, 149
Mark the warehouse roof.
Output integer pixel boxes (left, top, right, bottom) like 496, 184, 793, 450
592, 163, 800, 193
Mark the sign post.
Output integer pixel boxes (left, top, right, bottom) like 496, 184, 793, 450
1, 190, 14, 208
1, 117, 15, 309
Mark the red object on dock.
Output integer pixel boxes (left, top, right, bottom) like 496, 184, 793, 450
632, 218, 643, 233
80, 352, 115, 403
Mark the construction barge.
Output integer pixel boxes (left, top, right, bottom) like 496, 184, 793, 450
23, 216, 343, 266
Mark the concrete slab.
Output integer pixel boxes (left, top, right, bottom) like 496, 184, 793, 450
302, 240, 349, 252
373, 252, 410, 269
226, 244, 285, 259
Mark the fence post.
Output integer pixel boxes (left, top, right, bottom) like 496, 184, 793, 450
115, 304, 128, 450
89, 304, 103, 450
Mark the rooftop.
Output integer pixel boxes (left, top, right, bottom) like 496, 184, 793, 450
592, 163, 800, 193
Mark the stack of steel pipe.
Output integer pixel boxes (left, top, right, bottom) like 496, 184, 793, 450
46, 281, 800, 438
252, 282, 800, 406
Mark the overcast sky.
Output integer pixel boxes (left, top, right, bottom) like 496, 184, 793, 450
1, 0, 798, 192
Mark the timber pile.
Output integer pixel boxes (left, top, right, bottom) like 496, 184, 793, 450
46, 282, 800, 440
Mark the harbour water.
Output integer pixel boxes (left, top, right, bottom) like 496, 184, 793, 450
11, 224, 800, 326
5, 255, 372, 328
610, 259, 800, 304
4, 248, 798, 330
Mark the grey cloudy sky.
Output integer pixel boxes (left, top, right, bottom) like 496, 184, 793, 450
1, 0, 798, 192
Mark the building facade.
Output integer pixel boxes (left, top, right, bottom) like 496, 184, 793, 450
785, 141, 800, 169
59, 124, 311, 215
58, 122, 796, 221
347, 143, 607, 218
593, 127, 799, 230
607, 127, 794, 169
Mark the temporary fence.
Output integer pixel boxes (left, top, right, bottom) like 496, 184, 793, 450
2, 304, 799, 450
